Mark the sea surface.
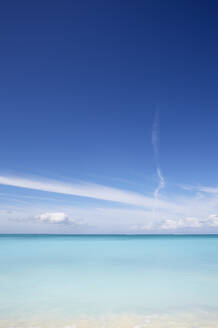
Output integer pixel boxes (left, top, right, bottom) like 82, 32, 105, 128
0, 234, 218, 327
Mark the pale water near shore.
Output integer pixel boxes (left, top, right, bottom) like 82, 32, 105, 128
0, 235, 218, 327
1, 312, 218, 328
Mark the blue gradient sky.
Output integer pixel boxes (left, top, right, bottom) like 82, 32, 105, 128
1, 0, 218, 233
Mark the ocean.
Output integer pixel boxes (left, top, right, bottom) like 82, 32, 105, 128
0, 234, 218, 327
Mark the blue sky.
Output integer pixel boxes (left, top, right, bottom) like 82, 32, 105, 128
1, 0, 218, 233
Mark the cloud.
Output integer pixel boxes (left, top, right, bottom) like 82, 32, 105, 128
130, 222, 155, 231
36, 212, 74, 224
132, 218, 209, 233
130, 216, 203, 232
160, 217, 203, 230
154, 168, 165, 200
2, 174, 218, 233
2, 197, 218, 233
182, 184, 218, 194
206, 214, 218, 227
0, 175, 177, 211
152, 111, 166, 200
199, 187, 218, 194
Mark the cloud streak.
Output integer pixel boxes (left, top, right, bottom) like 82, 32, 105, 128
0, 175, 176, 211
152, 111, 166, 200
182, 184, 218, 194
154, 168, 165, 199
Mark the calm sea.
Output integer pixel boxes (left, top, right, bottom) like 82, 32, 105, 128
0, 234, 218, 327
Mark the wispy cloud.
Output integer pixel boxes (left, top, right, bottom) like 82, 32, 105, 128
0, 175, 176, 211
154, 168, 165, 199
182, 184, 218, 194
152, 111, 166, 200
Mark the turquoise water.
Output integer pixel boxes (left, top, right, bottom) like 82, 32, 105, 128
0, 235, 218, 327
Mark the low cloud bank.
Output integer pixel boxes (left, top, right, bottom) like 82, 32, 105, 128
131, 214, 218, 232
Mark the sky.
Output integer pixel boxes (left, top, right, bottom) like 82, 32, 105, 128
1, 0, 218, 233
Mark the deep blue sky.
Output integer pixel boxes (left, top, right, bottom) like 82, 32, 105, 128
1, 0, 218, 233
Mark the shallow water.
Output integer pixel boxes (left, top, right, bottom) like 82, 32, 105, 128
0, 235, 218, 327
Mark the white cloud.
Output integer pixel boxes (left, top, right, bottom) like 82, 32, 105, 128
206, 214, 218, 227
2, 200, 218, 233
36, 212, 74, 224
130, 222, 155, 232
159, 219, 180, 230
182, 185, 218, 194
152, 111, 166, 201
154, 167, 165, 199
200, 187, 218, 194
2, 174, 218, 233
129, 217, 203, 232
160, 217, 203, 230
0, 175, 177, 211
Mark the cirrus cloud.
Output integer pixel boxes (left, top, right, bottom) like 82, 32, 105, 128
0, 175, 178, 211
